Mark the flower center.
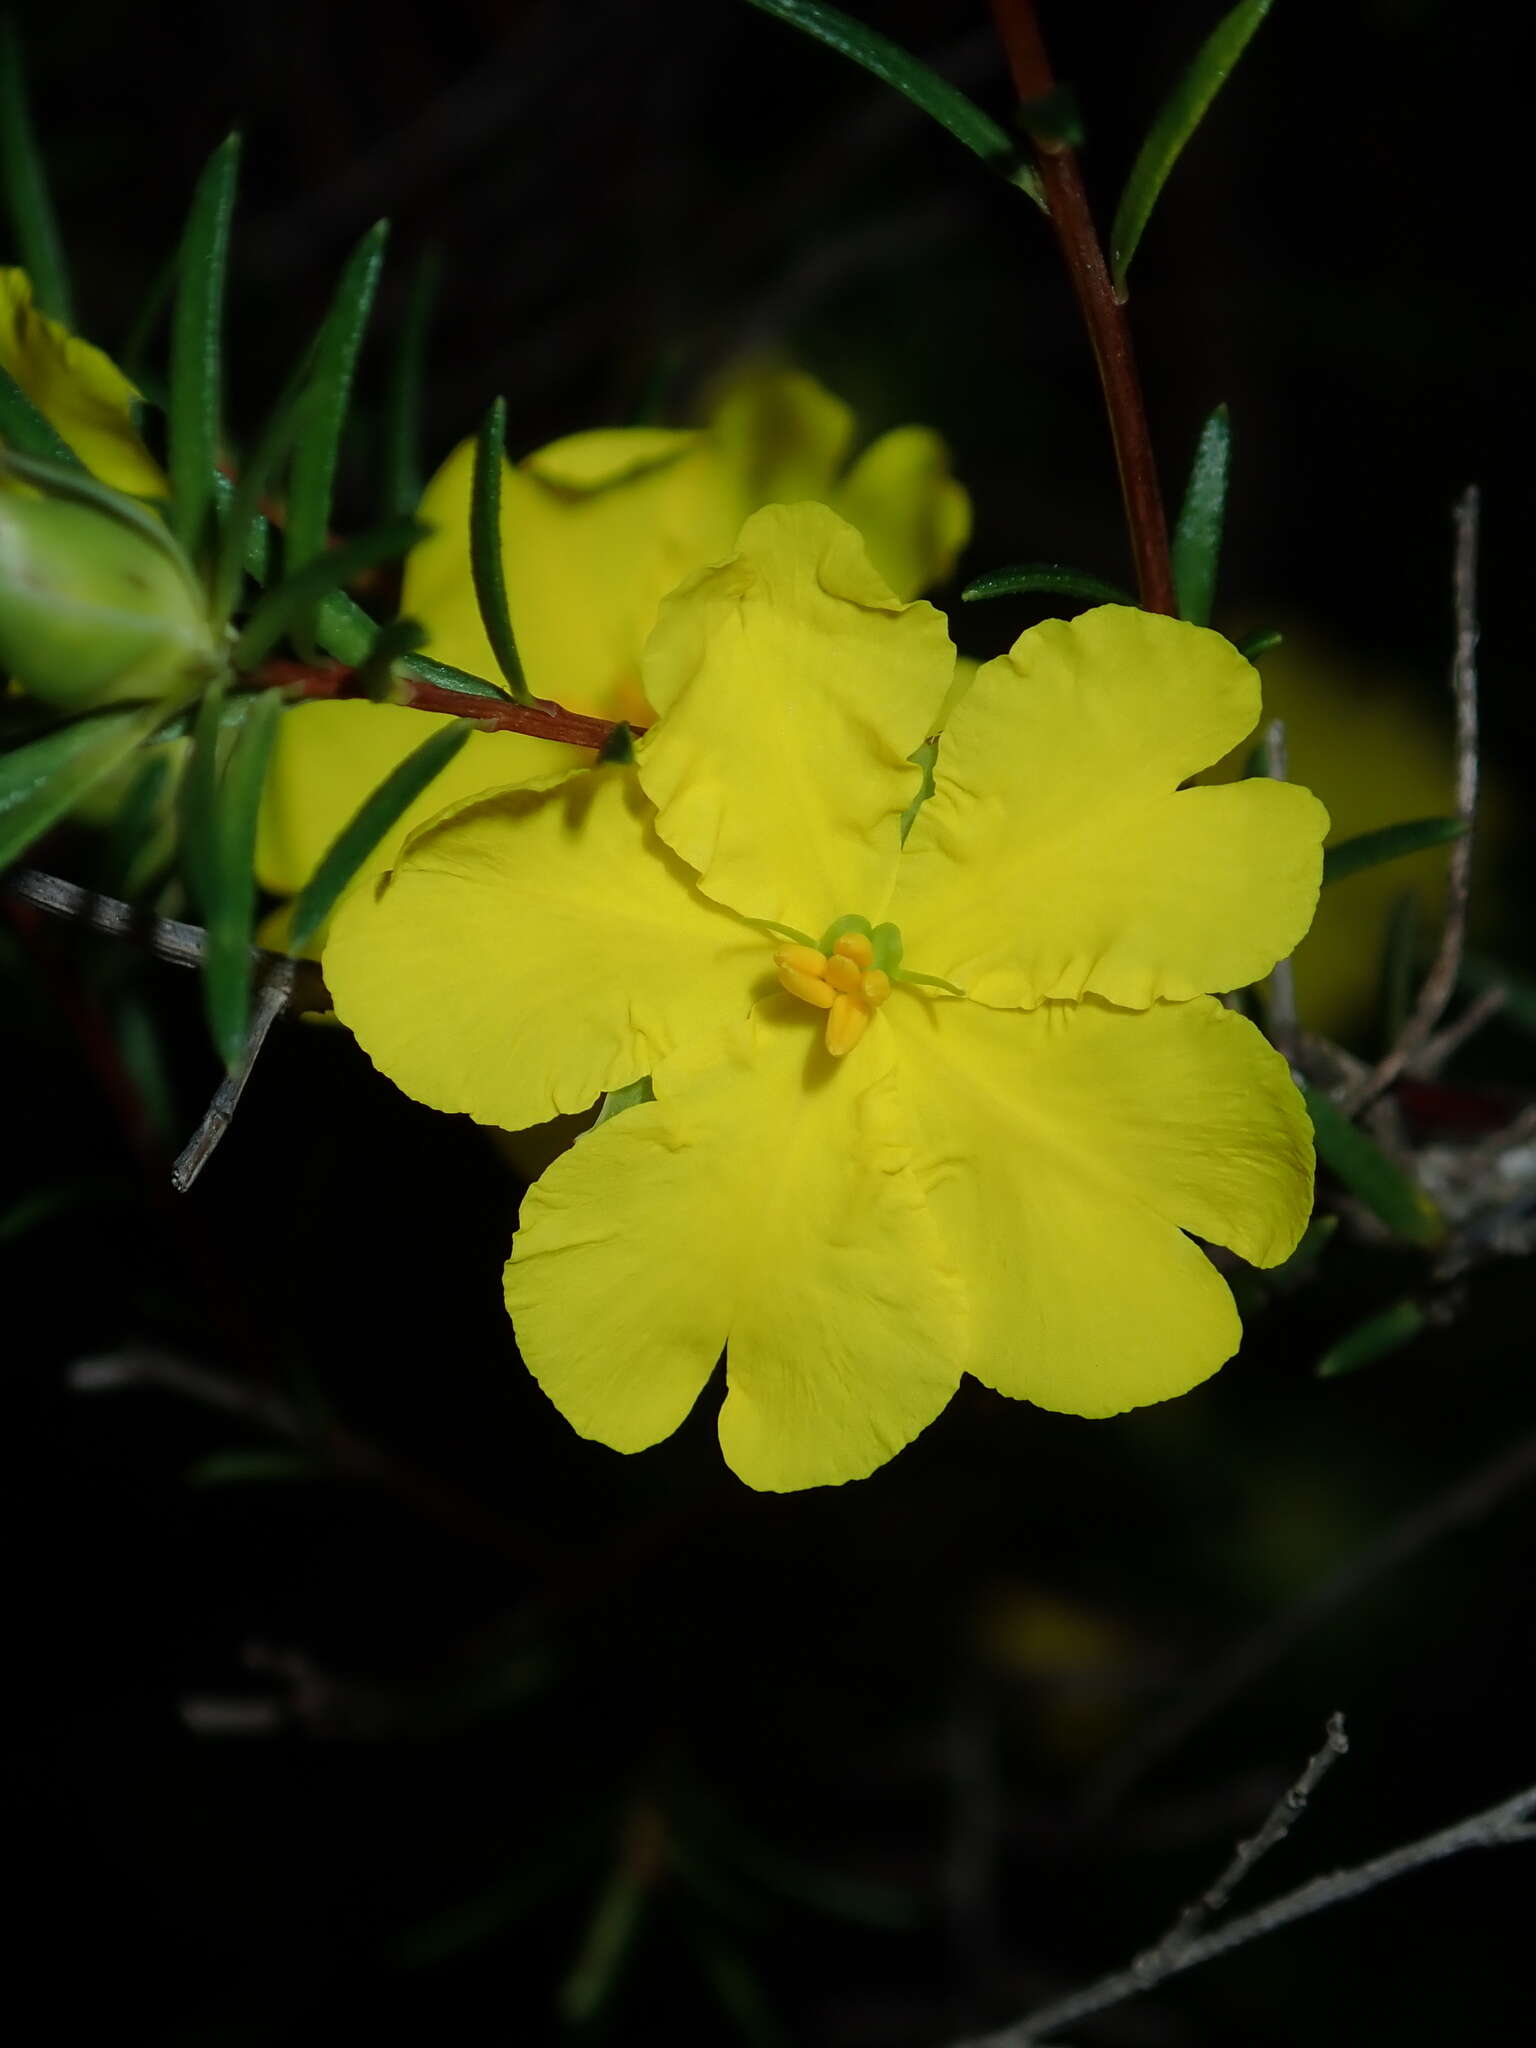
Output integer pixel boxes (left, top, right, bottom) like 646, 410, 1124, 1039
774, 929, 893, 1057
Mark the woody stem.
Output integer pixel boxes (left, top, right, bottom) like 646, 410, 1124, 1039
988, 0, 1176, 616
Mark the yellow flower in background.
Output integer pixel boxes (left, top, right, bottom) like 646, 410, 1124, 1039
257, 369, 971, 941
0, 268, 165, 498
326, 505, 1323, 1492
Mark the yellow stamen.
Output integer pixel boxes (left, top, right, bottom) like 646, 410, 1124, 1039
824, 953, 863, 995
824, 991, 871, 1057
861, 968, 892, 1007
833, 932, 875, 969
778, 963, 836, 1009
773, 944, 828, 980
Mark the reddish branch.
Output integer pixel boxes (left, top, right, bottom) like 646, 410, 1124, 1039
256, 658, 628, 751
987, 0, 1176, 616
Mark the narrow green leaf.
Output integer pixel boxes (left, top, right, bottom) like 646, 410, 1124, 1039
287, 719, 471, 953
96, 748, 173, 897
212, 374, 321, 627
0, 701, 164, 871
0, 361, 82, 467
305, 584, 504, 698
201, 685, 282, 1066
168, 134, 241, 565
187, 1448, 317, 1487
0, 19, 72, 323
1237, 627, 1283, 662
1171, 404, 1229, 627
1109, 0, 1272, 294
232, 517, 423, 670
120, 250, 176, 388
177, 674, 228, 914
392, 646, 505, 701
470, 396, 532, 701
1316, 1299, 1427, 1380
1302, 1083, 1445, 1247
594, 1076, 655, 1127
353, 616, 427, 700
744, 0, 1045, 207
1322, 816, 1466, 887
558, 1862, 649, 2027
961, 562, 1132, 607
1379, 890, 1419, 1048
284, 219, 389, 643
381, 246, 440, 518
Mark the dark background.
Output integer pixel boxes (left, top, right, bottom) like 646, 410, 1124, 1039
4, 2, 1533, 2041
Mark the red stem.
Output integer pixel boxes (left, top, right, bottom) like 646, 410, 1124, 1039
257, 659, 629, 751
988, 0, 1176, 616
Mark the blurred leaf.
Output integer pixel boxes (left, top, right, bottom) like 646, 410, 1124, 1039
177, 674, 227, 913
0, 701, 164, 871
120, 250, 176, 389
199, 686, 282, 1067
470, 396, 531, 701
1322, 816, 1465, 887
558, 1859, 651, 2026
381, 246, 441, 518
1110, 0, 1272, 292
688, 1921, 791, 2048
1316, 1298, 1427, 1379
900, 737, 937, 844
353, 616, 428, 700
97, 748, 173, 897
1463, 951, 1536, 1033
0, 361, 81, 467
1379, 889, 1419, 1048
168, 133, 241, 565
1302, 1083, 1445, 1247
287, 719, 471, 953
212, 371, 321, 628
596, 721, 636, 765
284, 218, 389, 648
962, 562, 1131, 606
232, 518, 423, 670
0, 18, 72, 323
0, 445, 188, 567
187, 1448, 318, 1487
745, 0, 1044, 205
0, 1176, 125, 1244
1171, 403, 1229, 627
594, 1076, 654, 1127
1237, 627, 1283, 662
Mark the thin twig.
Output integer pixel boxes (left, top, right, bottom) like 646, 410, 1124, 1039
1088, 1425, 1536, 1816
1260, 719, 1298, 1058
1409, 983, 1507, 1079
171, 956, 296, 1192
1136, 1714, 1349, 1968
986, 0, 1175, 614
258, 656, 622, 750
954, 1777, 1536, 2047
1342, 488, 1480, 1114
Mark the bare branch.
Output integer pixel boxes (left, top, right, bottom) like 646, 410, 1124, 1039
1138, 1713, 1349, 1968
1343, 487, 1480, 1114
172, 956, 296, 1192
1409, 983, 1507, 1079
954, 1776, 1536, 2047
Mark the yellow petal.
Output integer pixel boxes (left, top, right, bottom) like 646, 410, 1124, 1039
504, 1001, 963, 1489
0, 269, 166, 498
894, 606, 1328, 1006
896, 991, 1313, 1414
636, 503, 955, 933
706, 366, 853, 508
324, 762, 765, 1130
401, 427, 737, 721
833, 425, 971, 600
255, 698, 576, 950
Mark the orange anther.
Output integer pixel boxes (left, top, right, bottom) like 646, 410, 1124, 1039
824, 953, 862, 995
773, 944, 828, 980
778, 962, 835, 1009
861, 968, 892, 1007
833, 931, 875, 969
824, 992, 872, 1057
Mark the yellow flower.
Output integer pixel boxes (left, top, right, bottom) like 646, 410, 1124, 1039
0, 268, 165, 498
325, 505, 1325, 1491
256, 369, 970, 940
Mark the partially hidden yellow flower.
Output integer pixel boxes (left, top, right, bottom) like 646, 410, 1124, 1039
255, 370, 970, 940
0, 268, 165, 498
325, 504, 1326, 1493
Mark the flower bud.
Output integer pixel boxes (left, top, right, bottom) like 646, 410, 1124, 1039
0, 494, 220, 710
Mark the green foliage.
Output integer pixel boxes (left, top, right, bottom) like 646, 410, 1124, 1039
197, 685, 282, 1067
961, 562, 1132, 607
232, 517, 423, 670
594, 1076, 656, 1127
900, 737, 937, 844
1302, 1082, 1445, 1247
0, 360, 81, 467
0, 701, 165, 871
0, 18, 71, 323
167, 133, 241, 567
287, 719, 472, 954
1110, 0, 1273, 293
1322, 817, 1466, 887
1316, 1298, 1427, 1379
743, 0, 1045, 206
469, 395, 531, 702
1171, 403, 1230, 627
1237, 627, 1283, 662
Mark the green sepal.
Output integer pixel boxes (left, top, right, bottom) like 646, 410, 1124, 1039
819, 912, 873, 954
870, 922, 904, 974
596, 722, 636, 765
594, 1076, 655, 1127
